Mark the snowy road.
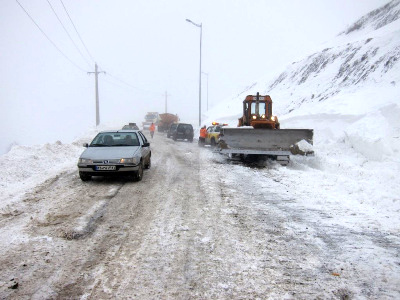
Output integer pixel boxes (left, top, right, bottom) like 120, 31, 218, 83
1, 133, 399, 299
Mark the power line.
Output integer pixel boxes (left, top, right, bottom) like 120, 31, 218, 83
46, 0, 92, 68
15, 0, 87, 72
97, 65, 159, 95
18, 0, 163, 98
54, 1, 162, 97
102, 77, 128, 90
59, 0, 95, 63
107, 73, 151, 92
103, 75, 158, 96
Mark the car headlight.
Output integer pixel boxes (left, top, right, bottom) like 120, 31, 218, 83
271, 116, 276, 121
261, 114, 266, 119
252, 115, 257, 120
79, 158, 93, 164
119, 158, 137, 164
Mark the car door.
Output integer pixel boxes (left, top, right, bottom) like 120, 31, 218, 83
137, 132, 150, 163
206, 126, 212, 144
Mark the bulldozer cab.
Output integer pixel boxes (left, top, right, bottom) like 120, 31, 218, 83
239, 93, 279, 129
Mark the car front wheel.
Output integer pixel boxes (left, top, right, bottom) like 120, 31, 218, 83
79, 171, 91, 181
145, 156, 151, 169
135, 162, 143, 181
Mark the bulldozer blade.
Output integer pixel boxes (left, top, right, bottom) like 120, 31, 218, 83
218, 128, 313, 155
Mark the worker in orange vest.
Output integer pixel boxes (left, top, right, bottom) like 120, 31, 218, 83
198, 125, 207, 146
149, 123, 156, 138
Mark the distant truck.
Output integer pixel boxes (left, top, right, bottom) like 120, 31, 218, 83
142, 112, 160, 130
158, 113, 179, 132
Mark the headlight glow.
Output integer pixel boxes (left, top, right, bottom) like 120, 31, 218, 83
120, 158, 135, 164
252, 115, 257, 120
261, 114, 266, 119
271, 116, 276, 121
79, 158, 93, 164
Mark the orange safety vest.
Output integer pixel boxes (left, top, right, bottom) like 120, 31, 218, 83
200, 128, 207, 138
149, 124, 156, 132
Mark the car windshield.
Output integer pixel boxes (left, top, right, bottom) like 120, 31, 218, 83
90, 132, 140, 147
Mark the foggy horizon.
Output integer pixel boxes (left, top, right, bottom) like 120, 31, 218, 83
0, 0, 389, 154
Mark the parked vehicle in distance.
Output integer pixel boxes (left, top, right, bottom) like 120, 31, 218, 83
77, 130, 151, 181
205, 122, 228, 146
122, 123, 139, 130
171, 123, 194, 142
167, 123, 178, 138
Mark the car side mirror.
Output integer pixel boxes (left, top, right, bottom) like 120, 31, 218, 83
83, 143, 89, 148
143, 142, 150, 147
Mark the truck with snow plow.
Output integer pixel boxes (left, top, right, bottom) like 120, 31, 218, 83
142, 112, 160, 130
158, 113, 179, 132
216, 93, 314, 165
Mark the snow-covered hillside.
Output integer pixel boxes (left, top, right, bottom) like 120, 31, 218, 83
205, 0, 400, 161
203, 1, 400, 231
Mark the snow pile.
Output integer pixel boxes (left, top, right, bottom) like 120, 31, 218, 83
296, 140, 314, 153
344, 105, 399, 161
0, 126, 103, 211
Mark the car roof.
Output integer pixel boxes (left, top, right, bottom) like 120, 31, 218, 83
99, 130, 141, 133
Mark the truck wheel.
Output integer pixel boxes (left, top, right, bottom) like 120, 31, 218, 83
79, 172, 91, 181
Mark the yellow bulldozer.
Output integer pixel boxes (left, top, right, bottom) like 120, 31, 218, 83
217, 92, 313, 165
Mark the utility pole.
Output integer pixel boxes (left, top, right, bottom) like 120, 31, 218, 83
202, 72, 209, 111
88, 63, 105, 126
164, 91, 171, 113
186, 19, 202, 127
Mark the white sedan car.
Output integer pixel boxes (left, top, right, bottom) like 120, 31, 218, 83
77, 130, 151, 181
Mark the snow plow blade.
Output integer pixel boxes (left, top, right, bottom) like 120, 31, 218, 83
217, 128, 314, 156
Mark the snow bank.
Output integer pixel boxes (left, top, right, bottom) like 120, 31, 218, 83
0, 127, 103, 211
345, 110, 393, 161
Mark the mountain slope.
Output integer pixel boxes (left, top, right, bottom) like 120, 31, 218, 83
205, 0, 400, 162
202, 0, 400, 228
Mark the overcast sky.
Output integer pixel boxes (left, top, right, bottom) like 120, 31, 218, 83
0, 0, 389, 154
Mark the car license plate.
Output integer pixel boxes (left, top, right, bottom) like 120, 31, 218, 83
95, 166, 116, 171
